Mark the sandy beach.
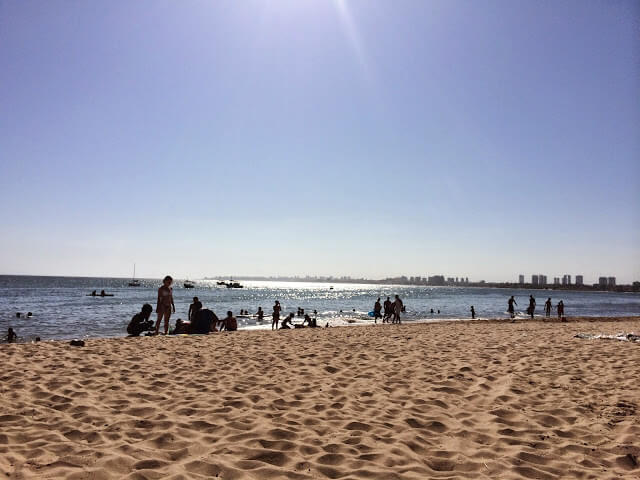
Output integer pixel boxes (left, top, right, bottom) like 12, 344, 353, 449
1, 317, 639, 479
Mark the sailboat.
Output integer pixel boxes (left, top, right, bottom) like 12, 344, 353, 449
128, 264, 141, 287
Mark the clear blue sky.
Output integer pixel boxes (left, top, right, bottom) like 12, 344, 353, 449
1, 0, 638, 283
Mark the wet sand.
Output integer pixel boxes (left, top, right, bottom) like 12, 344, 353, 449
1, 317, 639, 479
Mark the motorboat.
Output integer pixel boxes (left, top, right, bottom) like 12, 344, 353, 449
184, 280, 195, 289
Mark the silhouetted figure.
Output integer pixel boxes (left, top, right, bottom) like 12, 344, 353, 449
508, 296, 517, 320
220, 311, 238, 331
383, 297, 392, 323
5, 328, 17, 344
256, 307, 264, 321
27, 312, 32, 317
272, 301, 282, 330
557, 300, 565, 319
193, 309, 219, 333
373, 297, 382, 323
281, 313, 294, 329
470, 306, 475, 319
544, 298, 552, 317
393, 295, 403, 324
100, 290, 106, 297
155, 275, 175, 335
90, 290, 97, 297
302, 314, 317, 328
527, 295, 536, 319
127, 303, 154, 337
437, 309, 440, 314
16, 312, 21, 318
188, 297, 199, 321
430, 308, 434, 314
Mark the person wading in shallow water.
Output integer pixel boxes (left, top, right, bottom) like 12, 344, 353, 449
392, 295, 403, 324
544, 297, 552, 317
155, 275, 175, 335
373, 297, 382, 324
527, 295, 536, 319
508, 296, 517, 321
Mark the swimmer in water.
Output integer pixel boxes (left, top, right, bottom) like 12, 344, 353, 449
155, 275, 175, 335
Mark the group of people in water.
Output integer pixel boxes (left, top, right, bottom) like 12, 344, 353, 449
507, 295, 565, 321
372, 295, 405, 323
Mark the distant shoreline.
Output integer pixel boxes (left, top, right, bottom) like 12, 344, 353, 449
1, 274, 638, 293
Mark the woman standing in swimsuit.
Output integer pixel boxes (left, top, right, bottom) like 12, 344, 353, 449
155, 275, 175, 335
272, 300, 282, 330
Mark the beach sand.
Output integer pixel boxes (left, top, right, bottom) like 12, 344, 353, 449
1, 317, 639, 479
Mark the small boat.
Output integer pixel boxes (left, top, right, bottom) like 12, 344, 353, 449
226, 281, 243, 289
216, 281, 226, 286
184, 280, 195, 289
128, 264, 141, 287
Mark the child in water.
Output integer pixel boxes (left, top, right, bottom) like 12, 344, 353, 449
155, 275, 175, 335
5, 328, 17, 343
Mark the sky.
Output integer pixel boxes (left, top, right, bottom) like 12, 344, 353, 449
1, 0, 639, 283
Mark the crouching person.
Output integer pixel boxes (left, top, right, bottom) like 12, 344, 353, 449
127, 304, 154, 337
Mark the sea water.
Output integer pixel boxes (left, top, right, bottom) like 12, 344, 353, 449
1, 275, 638, 341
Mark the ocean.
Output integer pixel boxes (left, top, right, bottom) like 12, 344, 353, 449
1, 275, 638, 341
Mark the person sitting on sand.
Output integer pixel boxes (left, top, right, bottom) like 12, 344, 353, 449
272, 301, 282, 330
155, 275, 175, 335
220, 311, 237, 332
192, 308, 218, 334
373, 298, 382, 324
171, 318, 190, 335
302, 314, 317, 328
188, 297, 199, 321
280, 313, 294, 329
5, 327, 17, 344
127, 304, 154, 337
256, 307, 264, 321
545, 298, 552, 317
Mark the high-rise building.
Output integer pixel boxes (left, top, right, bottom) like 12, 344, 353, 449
554, 277, 560, 286
562, 274, 571, 286
598, 277, 608, 287
519, 275, 525, 284
575, 275, 584, 286
608, 277, 616, 287
539, 275, 547, 286
532, 275, 539, 286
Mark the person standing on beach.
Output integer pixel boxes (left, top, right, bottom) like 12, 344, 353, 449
508, 296, 517, 320
155, 275, 175, 335
528, 295, 536, 319
383, 297, 392, 323
188, 297, 199, 321
373, 297, 382, 323
393, 295, 403, 324
557, 300, 565, 318
470, 306, 475, 319
544, 298, 552, 317
272, 301, 282, 330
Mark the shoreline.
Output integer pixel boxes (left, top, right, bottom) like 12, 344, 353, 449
5, 315, 640, 344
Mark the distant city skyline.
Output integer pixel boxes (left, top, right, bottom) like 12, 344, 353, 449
1, 1, 638, 283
